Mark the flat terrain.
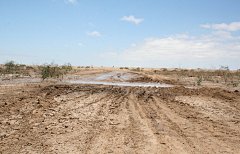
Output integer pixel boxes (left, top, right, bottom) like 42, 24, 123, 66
0, 67, 240, 153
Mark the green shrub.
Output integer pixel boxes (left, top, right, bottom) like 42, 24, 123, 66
61, 63, 72, 71
4, 60, 15, 73
40, 63, 72, 81
197, 76, 202, 85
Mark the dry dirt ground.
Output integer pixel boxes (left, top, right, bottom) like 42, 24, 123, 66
0, 68, 240, 154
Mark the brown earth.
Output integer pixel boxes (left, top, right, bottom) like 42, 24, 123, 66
0, 68, 240, 153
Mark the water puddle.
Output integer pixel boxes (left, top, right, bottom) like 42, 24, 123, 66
64, 80, 173, 87
94, 74, 116, 80
63, 80, 198, 89
63, 71, 198, 89
94, 71, 137, 81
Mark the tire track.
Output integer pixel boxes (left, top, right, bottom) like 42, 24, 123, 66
1, 84, 240, 153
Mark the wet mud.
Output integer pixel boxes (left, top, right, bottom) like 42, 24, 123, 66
0, 70, 240, 153
129, 76, 180, 85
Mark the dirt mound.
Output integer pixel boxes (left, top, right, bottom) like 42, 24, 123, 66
129, 76, 180, 85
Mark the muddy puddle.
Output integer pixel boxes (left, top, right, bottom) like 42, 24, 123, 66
64, 80, 173, 87
63, 80, 198, 89
0, 71, 197, 88
94, 71, 138, 81
63, 71, 198, 88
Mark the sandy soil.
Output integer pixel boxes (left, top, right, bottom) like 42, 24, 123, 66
0, 68, 240, 153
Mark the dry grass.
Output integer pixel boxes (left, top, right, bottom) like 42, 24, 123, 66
146, 67, 240, 86
0, 61, 73, 81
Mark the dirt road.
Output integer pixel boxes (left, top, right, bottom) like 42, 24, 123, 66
0, 70, 240, 153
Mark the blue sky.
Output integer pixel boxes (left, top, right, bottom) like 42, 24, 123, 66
1, 0, 240, 69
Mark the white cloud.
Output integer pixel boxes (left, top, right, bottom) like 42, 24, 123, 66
200, 23, 211, 28
131, 44, 136, 46
200, 30, 240, 42
64, 45, 68, 47
88, 22, 95, 27
120, 15, 144, 25
108, 46, 113, 50
100, 34, 240, 62
85, 31, 101, 37
172, 34, 189, 39
68, 0, 76, 3
201, 22, 240, 31
78, 43, 84, 46
64, 0, 77, 4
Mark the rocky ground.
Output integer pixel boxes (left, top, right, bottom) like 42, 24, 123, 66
0, 68, 240, 153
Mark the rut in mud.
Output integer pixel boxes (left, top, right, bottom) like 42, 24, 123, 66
0, 83, 240, 154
